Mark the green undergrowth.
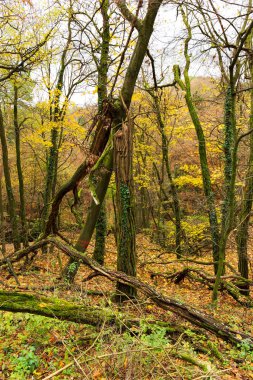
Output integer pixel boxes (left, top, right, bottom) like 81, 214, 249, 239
0, 309, 252, 379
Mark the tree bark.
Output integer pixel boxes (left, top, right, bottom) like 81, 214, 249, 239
115, 122, 137, 300
236, 33, 253, 295
63, 150, 113, 282
152, 90, 182, 257
13, 84, 28, 247
93, 0, 110, 264
0, 107, 20, 250
0, 290, 122, 327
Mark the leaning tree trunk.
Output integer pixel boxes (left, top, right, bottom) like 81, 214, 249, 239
0, 107, 20, 250
115, 121, 137, 301
63, 149, 113, 282
173, 60, 220, 274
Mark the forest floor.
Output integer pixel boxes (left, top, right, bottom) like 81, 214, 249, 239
0, 233, 253, 379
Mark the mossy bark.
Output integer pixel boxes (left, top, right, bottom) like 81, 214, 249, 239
173, 65, 219, 271
236, 34, 253, 296
115, 122, 137, 301
63, 150, 113, 282
173, 9, 219, 272
93, 202, 107, 265
0, 169, 5, 254
212, 84, 237, 303
3, 235, 252, 346
0, 107, 20, 251
0, 290, 119, 326
13, 84, 28, 247
93, 0, 110, 264
44, 236, 253, 346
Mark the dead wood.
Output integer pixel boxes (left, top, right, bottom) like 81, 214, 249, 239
151, 269, 253, 307
47, 236, 253, 346
1, 236, 252, 346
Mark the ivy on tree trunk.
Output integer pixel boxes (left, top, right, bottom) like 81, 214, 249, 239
115, 121, 137, 301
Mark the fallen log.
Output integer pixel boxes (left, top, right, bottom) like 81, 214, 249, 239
0, 290, 121, 327
150, 269, 253, 307
0, 239, 49, 267
1, 236, 252, 346
47, 236, 253, 346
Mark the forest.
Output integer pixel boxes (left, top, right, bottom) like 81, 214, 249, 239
0, 0, 253, 378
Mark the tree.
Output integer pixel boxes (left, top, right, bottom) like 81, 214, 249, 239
173, 7, 220, 271
172, 1, 253, 303
59, 0, 163, 283
115, 119, 137, 300
236, 28, 253, 295
0, 107, 20, 250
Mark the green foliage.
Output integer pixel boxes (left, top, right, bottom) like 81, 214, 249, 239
29, 218, 42, 239
67, 261, 78, 274
10, 346, 40, 379
229, 339, 253, 370
139, 323, 169, 350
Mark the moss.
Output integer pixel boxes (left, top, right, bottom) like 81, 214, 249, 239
0, 291, 118, 326
93, 202, 107, 265
116, 181, 137, 300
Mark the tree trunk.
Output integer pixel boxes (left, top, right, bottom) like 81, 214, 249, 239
43, 1, 163, 237
0, 107, 20, 250
93, 0, 110, 264
33, 237, 253, 345
93, 201, 107, 264
13, 84, 28, 247
174, 63, 220, 273
152, 91, 182, 257
63, 150, 113, 282
59, 1, 163, 280
212, 83, 237, 303
115, 122, 137, 300
236, 34, 253, 295
0, 167, 6, 255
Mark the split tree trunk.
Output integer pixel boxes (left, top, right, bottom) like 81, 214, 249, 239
114, 121, 137, 300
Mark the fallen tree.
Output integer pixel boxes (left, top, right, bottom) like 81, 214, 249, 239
1, 235, 252, 347
150, 268, 253, 307
0, 290, 119, 326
